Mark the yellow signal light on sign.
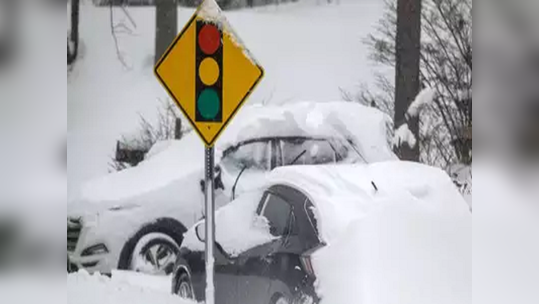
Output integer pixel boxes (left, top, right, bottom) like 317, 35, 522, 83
199, 58, 220, 86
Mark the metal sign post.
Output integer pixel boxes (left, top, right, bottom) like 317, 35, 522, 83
204, 146, 216, 304
153, 2, 264, 304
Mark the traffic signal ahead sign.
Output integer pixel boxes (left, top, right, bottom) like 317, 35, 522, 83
154, 1, 264, 147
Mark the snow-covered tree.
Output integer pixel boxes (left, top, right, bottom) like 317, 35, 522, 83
349, 0, 472, 169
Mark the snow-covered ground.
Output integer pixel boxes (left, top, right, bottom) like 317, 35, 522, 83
68, 0, 384, 198
67, 270, 194, 304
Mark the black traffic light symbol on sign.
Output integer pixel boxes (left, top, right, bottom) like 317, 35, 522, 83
196, 21, 223, 123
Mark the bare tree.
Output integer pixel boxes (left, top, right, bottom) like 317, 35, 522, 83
352, 0, 472, 169
110, 99, 191, 171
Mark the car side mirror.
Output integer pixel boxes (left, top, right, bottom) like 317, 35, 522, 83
195, 222, 205, 242
195, 222, 232, 260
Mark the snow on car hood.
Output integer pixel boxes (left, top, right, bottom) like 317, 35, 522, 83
182, 190, 276, 257
268, 162, 471, 304
73, 101, 394, 204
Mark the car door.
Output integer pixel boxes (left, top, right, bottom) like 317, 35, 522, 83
235, 191, 295, 304
262, 185, 322, 302
214, 244, 240, 304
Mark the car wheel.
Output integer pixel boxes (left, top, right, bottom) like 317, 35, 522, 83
293, 293, 316, 304
174, 272, 194, 300
129, 233, 180, 276
118, 218, 185, 275
271, 294, 291, 304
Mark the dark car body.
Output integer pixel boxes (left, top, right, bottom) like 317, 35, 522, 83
172, 184, 324, 304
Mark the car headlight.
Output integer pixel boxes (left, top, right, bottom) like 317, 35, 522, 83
81, 244, 109, 257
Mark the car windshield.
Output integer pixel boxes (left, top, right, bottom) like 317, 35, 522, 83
220, 140, 270, 176
280, 137, 363, 166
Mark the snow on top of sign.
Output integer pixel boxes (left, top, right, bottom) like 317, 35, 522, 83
197, 0, 262, 67
197, 0, 224, 24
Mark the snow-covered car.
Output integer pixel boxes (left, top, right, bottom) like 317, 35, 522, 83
67, 101, 397, 275
173, 161, 472, 304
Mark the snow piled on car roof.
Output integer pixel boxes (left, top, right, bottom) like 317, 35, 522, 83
219, 101, 396, 163
76, 101, 394, 203
268, 161, 471, 304
268, 161, 470, 243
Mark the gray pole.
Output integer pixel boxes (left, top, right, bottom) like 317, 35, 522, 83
204, 147, 215, 304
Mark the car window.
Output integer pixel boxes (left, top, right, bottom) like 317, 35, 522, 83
280, 138, 337, 165
220, 140, 270, 175
259, 192, 295, 237
331, 139, 352, 163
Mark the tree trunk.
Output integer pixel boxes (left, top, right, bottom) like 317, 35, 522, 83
155, 0, 178, 65
394, 0, 422, 161
68, 0, 80, 65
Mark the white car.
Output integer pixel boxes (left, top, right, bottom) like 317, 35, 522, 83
67, 101, 396, 275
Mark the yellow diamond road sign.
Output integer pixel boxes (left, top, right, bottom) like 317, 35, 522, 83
154, 0, 264, 147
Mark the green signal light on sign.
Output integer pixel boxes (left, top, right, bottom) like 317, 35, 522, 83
197, 89, 221, 120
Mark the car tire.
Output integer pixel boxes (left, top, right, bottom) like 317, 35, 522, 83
271, 294, 292, 304
129, 233, 180, 275
118, 218, 185, 275
173, 272, 195, 300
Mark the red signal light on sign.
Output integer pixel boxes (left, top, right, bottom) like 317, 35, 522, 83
198, 24, 221, 55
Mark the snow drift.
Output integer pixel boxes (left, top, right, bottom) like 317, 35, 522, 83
268, 161, 471, 304
67, 270, 195, 304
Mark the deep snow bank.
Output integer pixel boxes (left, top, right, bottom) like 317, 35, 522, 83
67, 270, 195, 304
313, 193, 471, 304
268, 162, 471, 304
